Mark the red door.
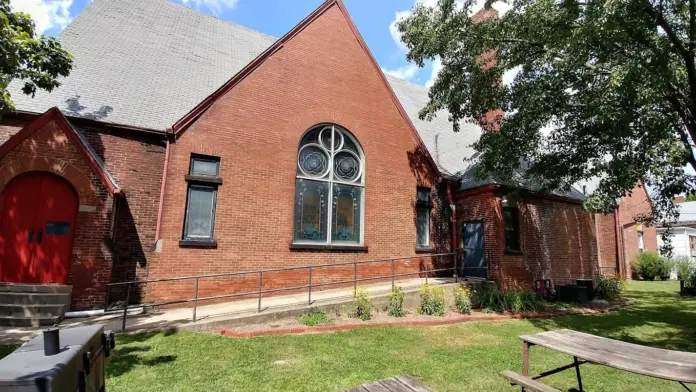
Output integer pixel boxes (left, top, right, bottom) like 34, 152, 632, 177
0, 173, 78, 284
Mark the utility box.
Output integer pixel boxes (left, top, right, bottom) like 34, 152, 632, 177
0, 325, 115, 392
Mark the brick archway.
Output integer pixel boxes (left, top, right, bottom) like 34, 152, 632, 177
0, 161, 100, 208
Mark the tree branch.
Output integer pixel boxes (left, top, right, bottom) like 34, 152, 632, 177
644, 0, 696, 119
665, 95, 696, 173
690, 0, 696, 54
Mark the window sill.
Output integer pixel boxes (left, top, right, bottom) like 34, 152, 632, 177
289, 243, 368, 252
415, 247, 435, 253
185, 174, 223, 185
179, 239, 218, 249
504, 249, 523, 255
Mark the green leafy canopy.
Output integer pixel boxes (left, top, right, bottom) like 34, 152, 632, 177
0, 0, 73, 119
398, 0, 696, 246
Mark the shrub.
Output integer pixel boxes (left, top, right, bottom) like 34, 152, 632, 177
633, 252, 662, 280
418, 284, 445, 316
659, 258, 675, 281
299, 308, 331, 326
595, 275, 626, 300
473, 285, 540, 313
388, 286, 405, 317
352, 287, 372, 321
454, 285, 472, 314
674, 256, 694, 281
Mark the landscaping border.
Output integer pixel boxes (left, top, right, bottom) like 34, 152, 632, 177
216, 309, 601, 338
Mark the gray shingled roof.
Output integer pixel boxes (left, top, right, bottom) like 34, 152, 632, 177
9, 0, 585, 200
9, 0, 276, 131
386, 75, 482, 177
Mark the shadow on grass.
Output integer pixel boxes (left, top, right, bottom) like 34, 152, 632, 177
108, 329, 179, 378
529, 284, 696, 352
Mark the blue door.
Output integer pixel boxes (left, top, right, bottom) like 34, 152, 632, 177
462, 222, 487, 278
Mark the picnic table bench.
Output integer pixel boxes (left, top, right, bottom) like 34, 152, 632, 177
510, 329, 696, 391
342, 376, 434, 392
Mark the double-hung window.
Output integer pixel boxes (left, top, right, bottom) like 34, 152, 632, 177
293, 124, 365, 247
181, 154, 221, 246
416, 187, 432, 249
503, 206, 521, 253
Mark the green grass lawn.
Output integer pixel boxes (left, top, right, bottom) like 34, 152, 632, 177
5, 281, 696, 391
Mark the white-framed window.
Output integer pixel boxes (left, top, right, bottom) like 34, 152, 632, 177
416, 187, 431, 248
183, 154, 221, 242
638, 230, 645, 253
293, 124, 365, 245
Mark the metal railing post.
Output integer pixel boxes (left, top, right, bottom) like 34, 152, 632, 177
258, 271, 263, 313
192, 277, 199, 322
353, 262, 357, 295
454, 252, 458, 283
308, 266, 313, 305
425, 259, 429, 284
391, 259, 395, 290
122, 283, 130, 333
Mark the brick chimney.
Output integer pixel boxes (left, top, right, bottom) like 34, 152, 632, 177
472, 7, 503, 132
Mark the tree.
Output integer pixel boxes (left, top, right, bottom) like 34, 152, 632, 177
1, 0, 73, 119
397, 0, 696, 230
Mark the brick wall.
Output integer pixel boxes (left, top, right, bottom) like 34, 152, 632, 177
456, 188, 600, 291
595, 212, 619, 276
151, 3, 450, 304
79, 127, 166, 287
0, 117, 165, 308
616, 182, 657, 277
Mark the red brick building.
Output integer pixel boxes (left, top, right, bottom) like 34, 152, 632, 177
0, 0, 651, 310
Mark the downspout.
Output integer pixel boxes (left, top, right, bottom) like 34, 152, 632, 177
446, 181, 457, 274
613, 205, 623, 277
154, 130, 172, 247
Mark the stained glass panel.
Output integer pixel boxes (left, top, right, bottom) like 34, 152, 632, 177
293, 179, 329, 242
332, 184, 362, 243
294, 125, 365, 245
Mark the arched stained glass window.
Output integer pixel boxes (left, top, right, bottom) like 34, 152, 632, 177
294, 124, 364, 245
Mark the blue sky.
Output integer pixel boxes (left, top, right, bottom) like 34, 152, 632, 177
11, 0, 458, 87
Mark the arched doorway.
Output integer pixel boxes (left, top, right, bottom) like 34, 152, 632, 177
0, 172, 78, 284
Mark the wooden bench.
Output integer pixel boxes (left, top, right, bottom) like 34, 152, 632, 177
500, 371, 561, 392
342, 376, 434, 392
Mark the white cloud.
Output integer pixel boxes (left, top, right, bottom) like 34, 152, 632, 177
502, 65, 521, 86
179, 0, 239, 15
10, 0, 74, 35
382, 64, 420, 80
425, 57, 443, 88
389, 10, 412, 53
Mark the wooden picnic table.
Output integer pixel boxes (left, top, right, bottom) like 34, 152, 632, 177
518, 329, 696, 391
342, 376, 434, 392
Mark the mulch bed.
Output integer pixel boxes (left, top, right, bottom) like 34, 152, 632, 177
217, 298, 634, 338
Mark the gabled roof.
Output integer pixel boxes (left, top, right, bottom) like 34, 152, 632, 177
171, 0, 440, 174
386, 75, 482, 177
0, 107, 122, 196
6, 0, 586, 200
8, 0, 275, 131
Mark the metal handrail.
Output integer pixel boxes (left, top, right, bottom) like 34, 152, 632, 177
107, 252, 463, 332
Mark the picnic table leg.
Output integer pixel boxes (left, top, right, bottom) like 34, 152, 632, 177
521, 341, 530, 392
522, 341, 530, 377
573, 356, 584, 392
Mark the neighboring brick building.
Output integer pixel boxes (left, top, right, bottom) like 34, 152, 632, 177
0, 0, 647, 310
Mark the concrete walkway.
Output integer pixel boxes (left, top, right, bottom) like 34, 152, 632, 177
0, 277, 460, 345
